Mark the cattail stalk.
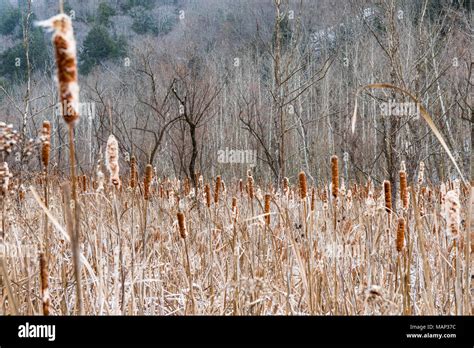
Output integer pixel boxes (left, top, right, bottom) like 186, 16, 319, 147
39, 253, 50, 315
177, 211, 195, 313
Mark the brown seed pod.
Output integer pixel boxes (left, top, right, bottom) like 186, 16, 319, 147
399, 170, 408, 209
396, 217, 405, 252
299, 171, 307, 200
41, 121, 51, 168
311, 187, 315, 211
264, 194, 271, 225
283, 177, 289, 195
247, 175, 254, 200
383, 180, 392, 213
204, 183, 211, 207
214, 175, 221, 204
331, 155, 339, 199
177, 211, 187, 239
144, 164, 153, 200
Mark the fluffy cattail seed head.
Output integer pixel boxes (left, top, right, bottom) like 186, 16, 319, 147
106, 135, 121, 189
177, 211, 187, 239
0, 162, 12, 196
383, 180, 392, 213
37, 14, 79, 125
144, 164, 153, 200
444, 190, 460, 238
396, 217, 406, 252
299, 171, 307, 200
331, 155, 339, 199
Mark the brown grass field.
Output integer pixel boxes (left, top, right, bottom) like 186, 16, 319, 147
0, 167, 472, 315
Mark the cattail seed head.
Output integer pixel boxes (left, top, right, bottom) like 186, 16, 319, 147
417, 161, 425, 187
40, 121, 51, 168
247, 174, 254, 200
331, 155, 339, 199
264, 194, 271, 225
299, 171, 307, 200
399, 170, 408, 209
204, 183, 211, 207
144, 164, 153, 200
444, 190, 460, 238
0, 162, 12, 196
130, 156, 137, 188
39, 253, 50, 315
214, 175, 221, 204
106, 134, 121, 189
383, 180, 392, 213
396, 217, 406, 252
177, 211, 187, 239
311, 187, 315, 211
283, 177, 289, 195
37, 14, 79, 125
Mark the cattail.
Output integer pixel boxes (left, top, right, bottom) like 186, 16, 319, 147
37, 14, 80, 125
0, 162, 11, 195
40, 121, 51, 168
322, 186, 328, 210
106, 134, 121, 189
144, 164, 153, 200
214, 175, 221, 204
399, 170, 408, 209
39, 253, 50, 315
299, 171, 307, 199
444, 190, 460, 238
204, 183, 211, 207
331, 155, 339, 199
177, 211, 187, 239
81, 175, 86, 192
264, 194, 271, 225
247, 174, 254, 200
396, 217, 406, 252
129, 156, 137, 188
283, 177, 289, 195
310, 187, 315, 211
232, 196, 237, 212
383, 180, 392, 213
239, 179, 243, 195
